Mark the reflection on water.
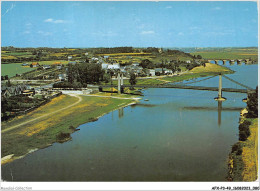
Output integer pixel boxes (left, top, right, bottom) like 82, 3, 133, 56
182, 106, 243, 111
131, 103, 156, 108
118, 107, 124, 118
218, 101, 222, 126
183, 101, 243, 127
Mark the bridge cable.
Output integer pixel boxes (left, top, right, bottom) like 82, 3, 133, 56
173, 75, 218, 85
222, 75, 254, 90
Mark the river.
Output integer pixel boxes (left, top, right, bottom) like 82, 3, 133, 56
1, 63, 258, 181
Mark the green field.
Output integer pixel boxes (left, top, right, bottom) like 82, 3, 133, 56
37, 60, 69, 65
191, 48, 258, 60
2, 52, 32, 56
1, 60, 70, 78
1, 63, 35, 77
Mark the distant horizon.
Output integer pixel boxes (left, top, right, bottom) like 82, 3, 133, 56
2, 1, 258, 48
1, 46, 258, 49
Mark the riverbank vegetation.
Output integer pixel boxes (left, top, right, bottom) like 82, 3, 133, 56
1, 94, 137, 164
228, 87, 258, 181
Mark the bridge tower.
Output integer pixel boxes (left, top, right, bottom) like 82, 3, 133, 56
121, 73, 124, 86
214, 74, 226, 101
117, 73, 121, 94
120, 73, 124, 93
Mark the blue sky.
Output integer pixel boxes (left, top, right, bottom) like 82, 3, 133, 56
1, 1, 258, 48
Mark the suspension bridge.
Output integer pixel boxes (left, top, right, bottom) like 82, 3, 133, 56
99, 73, 255, 100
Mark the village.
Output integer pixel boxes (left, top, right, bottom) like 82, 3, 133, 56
2, 47, 203, 121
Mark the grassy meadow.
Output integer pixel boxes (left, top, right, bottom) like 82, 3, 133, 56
1, 94, 137, 162
1, 60, 69, 77
229, 118, 258, 181
241, 118, 258, 181
1, 63, 35, 77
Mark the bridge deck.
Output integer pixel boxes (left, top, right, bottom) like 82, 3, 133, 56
100, 84, 251, 93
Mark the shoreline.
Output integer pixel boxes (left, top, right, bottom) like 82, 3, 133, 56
1, 95, 139, 165
228, 108, 258, 181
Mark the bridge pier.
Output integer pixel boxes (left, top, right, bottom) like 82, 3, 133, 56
117, 73, 124, 94
214, 74, 226, 101
230, 60, 235, 65
121, 74, 124, 93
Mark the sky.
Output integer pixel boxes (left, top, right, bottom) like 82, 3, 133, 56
1, 1, 258, 48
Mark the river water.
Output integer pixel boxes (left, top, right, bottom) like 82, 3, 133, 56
1, 63, 258, 181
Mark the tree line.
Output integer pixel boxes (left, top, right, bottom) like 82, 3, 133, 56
54, 63, 104, 88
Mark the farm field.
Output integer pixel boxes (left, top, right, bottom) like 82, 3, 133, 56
191, 48, 258, 60
1, 63, 35, 77
1, 60, 69, 78
36, 60, 69, 65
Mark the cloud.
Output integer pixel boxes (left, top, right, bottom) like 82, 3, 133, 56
38, 31, 52, 36
212, 7, 221, 10
44, 18, 67, 24
178, 32, 184, 36
26, 23, 32, 26
2, 3, 15, 16
140, 30, 155, 35
166, 6, 172, 9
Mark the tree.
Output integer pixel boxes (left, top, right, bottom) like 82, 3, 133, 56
246, 86, 258, 118
6, 79, 11, 87
140, 59, 153, 69
197, 55, 202, 59
129, 72, 137, 89
67, 63, 75, 84
103, 73, 111, 84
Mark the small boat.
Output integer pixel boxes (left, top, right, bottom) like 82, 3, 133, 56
144, 99, 149, 101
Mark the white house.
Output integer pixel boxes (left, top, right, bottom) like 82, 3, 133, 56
58, 74, 67, 81
43, 65, 51, 70
68, 56, 72, 61
164, 69, 173, 75
148, 69, 155, 76
107, 64, 120, 70
101, 63, 109, 70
